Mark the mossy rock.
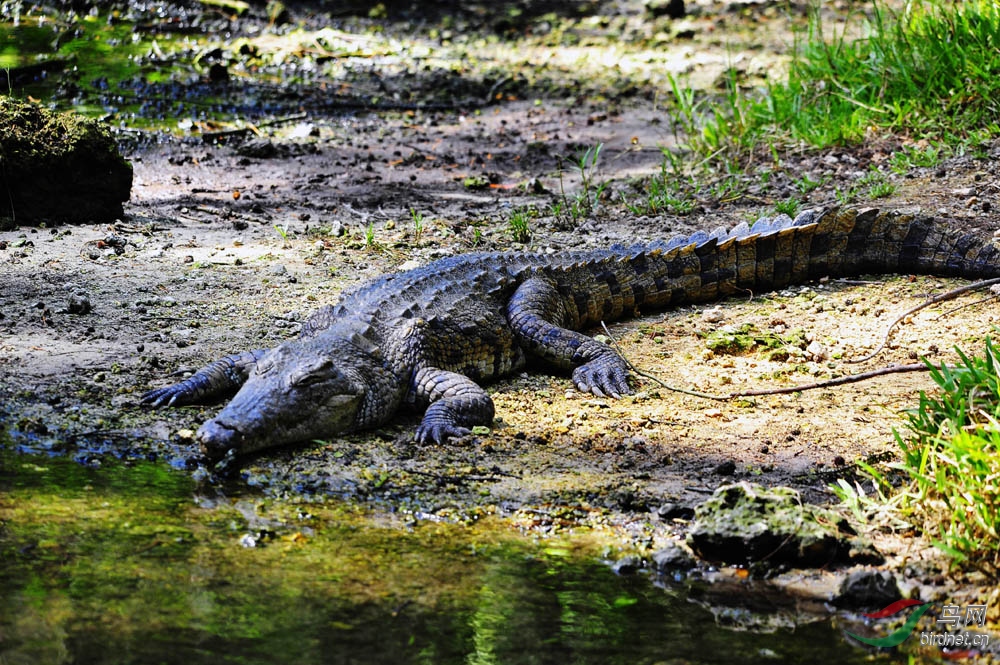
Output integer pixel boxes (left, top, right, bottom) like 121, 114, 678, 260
686, 482, 882, 568
0, 97, 132, 228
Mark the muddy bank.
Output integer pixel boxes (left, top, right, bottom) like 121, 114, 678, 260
2, 107, 998, 543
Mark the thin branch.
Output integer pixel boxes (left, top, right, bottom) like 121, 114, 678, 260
600, 322, 931, 401
935, 292, 1000, 320
727, 362, 928, 398
847, 277, 1000, 364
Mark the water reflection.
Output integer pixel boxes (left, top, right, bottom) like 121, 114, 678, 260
0, 448, 894, 665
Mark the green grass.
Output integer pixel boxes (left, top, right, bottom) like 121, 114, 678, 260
888, 143, 944, 174
773, 198, 800, 217
507, 207, 532, 243
668, 0, 1000, 165
555, 143, 608, 223
622, 162, 695, 216
834, 339, 1000, 577
834, 166, 896, 204
409, 207, 425, 242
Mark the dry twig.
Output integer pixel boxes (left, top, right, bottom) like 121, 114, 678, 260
600, 322, 930, 401
847, 277, 1000, 364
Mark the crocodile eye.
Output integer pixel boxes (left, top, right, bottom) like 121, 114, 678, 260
289, 359, 334, 387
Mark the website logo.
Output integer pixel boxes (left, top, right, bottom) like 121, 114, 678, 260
845, 599, 933, 648
845, 600, 991, 651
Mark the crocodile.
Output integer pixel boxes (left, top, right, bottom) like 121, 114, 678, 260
142, 206, 1000, 461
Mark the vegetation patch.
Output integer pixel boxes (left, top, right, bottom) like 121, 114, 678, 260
699, 322, 807, 357
687, 482, 881, 569
671, 1, 1000, 163
835, 339, 1000, 579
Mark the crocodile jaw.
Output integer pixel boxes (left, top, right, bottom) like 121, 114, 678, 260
197, 390, 362, 460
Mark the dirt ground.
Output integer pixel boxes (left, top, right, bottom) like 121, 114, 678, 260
3, 1, 1000, 603
3, 98, 999, 548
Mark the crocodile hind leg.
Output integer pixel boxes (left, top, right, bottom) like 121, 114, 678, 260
410, 366, 495, 445
141, 349, 269, 407
506, 277, 632, 398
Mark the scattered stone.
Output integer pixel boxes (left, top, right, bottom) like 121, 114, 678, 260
702, 306, 725, 323
0, 97, 132, 227
288, 122, 317, 139
239, 533, 260, 548
951, 186, 975, 197
651, 543, 695, 572
713, 460, 737, 475
805, 340, 827, 361
397, 260, 421, 272
67, 292, 92, 315
611, 555, 643, 575
834, 569, 901, 610
236, 138, 282, 159
646, 0, 686, 18
686, 482, 882, 568
656, 502, 695, 520
270, 263, 288, 276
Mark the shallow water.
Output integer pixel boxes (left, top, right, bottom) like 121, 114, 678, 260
0, 441, 899, 665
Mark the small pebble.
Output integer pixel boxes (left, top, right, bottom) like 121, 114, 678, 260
701, 307, 725, 323
67, 293, 92, 315
713, 460, 737, 475
806, 340, 827, 361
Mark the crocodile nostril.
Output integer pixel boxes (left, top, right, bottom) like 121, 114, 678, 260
196, 419, 242, 461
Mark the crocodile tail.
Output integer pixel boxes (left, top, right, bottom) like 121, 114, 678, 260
794, 207, 1000, 280
638, 207, 1000, 310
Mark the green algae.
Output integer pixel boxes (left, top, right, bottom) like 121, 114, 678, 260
0, 96, 132, 225
686, 482, 882, 569
700, 322, 807, 357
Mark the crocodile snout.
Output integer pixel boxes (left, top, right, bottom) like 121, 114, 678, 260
197, 419, 243, 461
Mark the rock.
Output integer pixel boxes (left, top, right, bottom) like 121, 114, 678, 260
702, 306, 725, 323
67, 292, 92, 315
834, 569, 901, 609
651, 543, 695, 572
612, 555, 643, 575
647, 0, 686, 18
0, 97, 132, 227
805, 340, 827, 361
686, 482, 883, 568
713, 460, 737, 475
655, 502, 695, 520
236, 138, 281, 159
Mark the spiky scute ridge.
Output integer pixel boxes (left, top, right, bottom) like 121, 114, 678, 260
143, 207, 1000, 459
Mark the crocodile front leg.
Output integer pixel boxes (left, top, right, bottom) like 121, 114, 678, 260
411, 366, 495, 445
506, 277, 632, 398
141, 349, 269, 407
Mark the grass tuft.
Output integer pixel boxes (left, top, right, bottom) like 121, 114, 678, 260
834, 339, 1000, 577
667, 1, 1000, 167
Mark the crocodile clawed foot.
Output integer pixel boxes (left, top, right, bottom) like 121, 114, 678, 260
572, 358, 632, 399
415, 422, 473, 446
140, 385, 186, 407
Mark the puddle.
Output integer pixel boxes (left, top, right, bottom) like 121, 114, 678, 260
0, 440, 900, 665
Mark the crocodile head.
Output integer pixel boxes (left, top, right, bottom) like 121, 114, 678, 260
197, 336, 380, 460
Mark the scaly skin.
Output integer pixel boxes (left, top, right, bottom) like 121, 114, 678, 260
142, 207, 1000, 460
